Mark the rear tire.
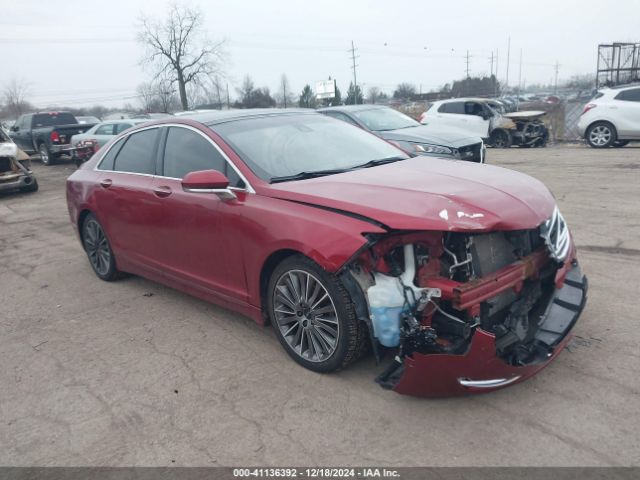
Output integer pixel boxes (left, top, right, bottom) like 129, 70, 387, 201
81, 213, 121, 281
267, 255, 368, 373
586, 122, 616, 148
39, 143, 55, 165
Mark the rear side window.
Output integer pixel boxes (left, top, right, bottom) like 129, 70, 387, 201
98, 138, 125, 171
438, 102, 465, 114
113, 128, 159, 174
615, 88, 640, 102
95, 124, 115, 135
32, 113, 77, 127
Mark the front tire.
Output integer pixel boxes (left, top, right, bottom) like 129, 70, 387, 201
20, 178, 38, 193
586, 122, 616, 148
613, 140, 629, 148
81, 213, 121, 281
490, 129, 512, 148
267, 255, 368, 373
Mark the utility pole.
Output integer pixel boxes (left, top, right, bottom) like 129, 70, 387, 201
226, 83, 230, 109
489, 51, 494, 77
495, 49, 500, 96
465, 50, 471, 78
554, 61, 560, 94
349, 40, 359, 104
505, 36, 511, 91
518, 48, 523, 95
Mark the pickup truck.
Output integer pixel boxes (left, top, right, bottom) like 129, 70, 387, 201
8, 112, 96, 165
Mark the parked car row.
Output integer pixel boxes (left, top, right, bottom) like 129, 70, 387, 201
66, 108, 587, 397
8, 111, 96, 165
420, 97, 549, 148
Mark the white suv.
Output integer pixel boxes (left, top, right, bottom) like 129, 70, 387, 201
578, 85, 640, 148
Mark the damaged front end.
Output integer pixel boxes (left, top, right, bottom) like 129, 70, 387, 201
341, 207, 587, 396
0, 137, 38, 194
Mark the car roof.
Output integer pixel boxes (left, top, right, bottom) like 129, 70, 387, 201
178, 108, 316, 125
317, 104, 386, 113
97, 119, 148, 125
606, 82, 640, 90
435, 97, 494, 104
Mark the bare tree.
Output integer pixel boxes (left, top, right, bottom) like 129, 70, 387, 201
138, 4, 226, 110
3, 78, 32, 118
367, 86, 381, 104
278, 73, 294, 108
155, 75, 179, 113
136, 82, 158, 112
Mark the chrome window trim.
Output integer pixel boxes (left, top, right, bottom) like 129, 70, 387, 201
94, 123, 255, 193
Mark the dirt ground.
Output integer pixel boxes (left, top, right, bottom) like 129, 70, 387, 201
1, 144, 639, 467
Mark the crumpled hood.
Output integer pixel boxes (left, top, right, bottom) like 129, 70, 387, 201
379, 125, 481, 148
265, 157, 556, 232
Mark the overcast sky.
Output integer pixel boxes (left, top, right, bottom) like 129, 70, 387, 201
2, 0, 639, 109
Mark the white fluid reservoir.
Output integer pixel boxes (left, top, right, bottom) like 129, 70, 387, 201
367, 244, 425, 347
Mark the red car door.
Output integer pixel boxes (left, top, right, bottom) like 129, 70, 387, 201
93, 127, 161, 272
147, 125, 250, 302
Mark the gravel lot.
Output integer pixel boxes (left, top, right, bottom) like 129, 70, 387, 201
1, 145, 639, 467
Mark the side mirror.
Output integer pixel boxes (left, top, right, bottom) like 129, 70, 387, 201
11, 125, 19, 132
181, 169, 236, 200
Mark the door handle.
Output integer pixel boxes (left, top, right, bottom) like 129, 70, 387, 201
153, 185, 172, 198
100, 179, 112, 188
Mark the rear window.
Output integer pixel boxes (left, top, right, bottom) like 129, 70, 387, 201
32, 113, 77, 128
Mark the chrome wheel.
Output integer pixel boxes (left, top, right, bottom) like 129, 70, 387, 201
83, 218, 111, 276
588, 125, 612, 147
39, 144, 50, 165
272, 269, 339, 362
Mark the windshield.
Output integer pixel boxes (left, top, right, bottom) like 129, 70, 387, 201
212, 114, 409, 182
351, 108, 420, 131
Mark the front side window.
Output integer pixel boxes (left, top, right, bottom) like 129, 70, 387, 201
162, 127, 226, 179
464, 102, 484, 116
113, 128, 159, 174
351, 108, 419, 131
212, 114, 408, 182
95, 124, 115, 135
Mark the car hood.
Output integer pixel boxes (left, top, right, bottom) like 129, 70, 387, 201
378, 125, 480, 148
265, 157, 555, 232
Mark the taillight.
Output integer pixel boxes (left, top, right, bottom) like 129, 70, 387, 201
582, 103, 596, 115
50, 131, 60, 142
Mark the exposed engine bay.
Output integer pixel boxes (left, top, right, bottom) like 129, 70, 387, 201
340, 213, 586, 395
492, 111, 549, 148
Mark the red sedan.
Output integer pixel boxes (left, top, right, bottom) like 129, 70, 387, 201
66, 109, 587, 396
